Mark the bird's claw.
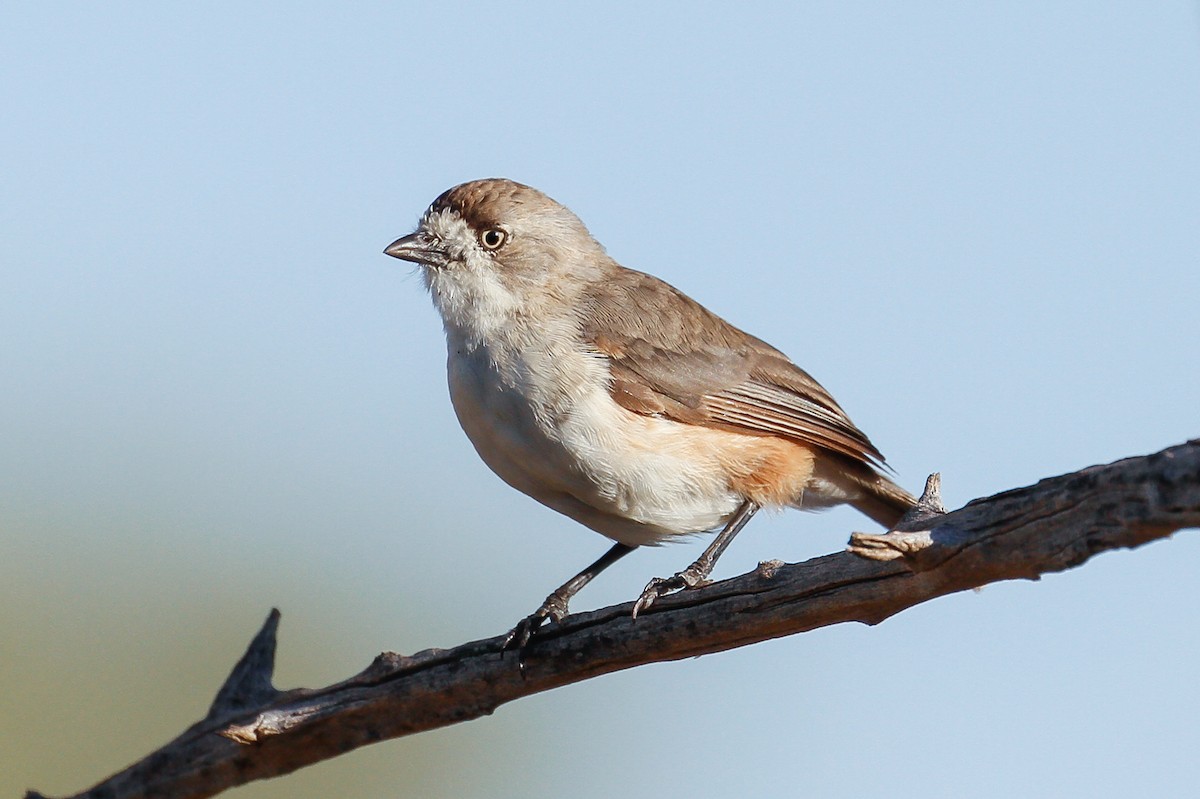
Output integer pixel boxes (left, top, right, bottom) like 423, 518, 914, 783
502, 614, 545, 653
632, 568, 709, 618
502, 593, 569, 653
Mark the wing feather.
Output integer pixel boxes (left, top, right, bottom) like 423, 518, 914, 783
580, 268, 888, 470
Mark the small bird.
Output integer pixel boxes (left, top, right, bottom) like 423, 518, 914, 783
385, 178, 914, 647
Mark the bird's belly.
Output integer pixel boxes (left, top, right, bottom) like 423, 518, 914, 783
446, 350, 743, 546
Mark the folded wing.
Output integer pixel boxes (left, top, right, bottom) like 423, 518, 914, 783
579, 268, 888, 470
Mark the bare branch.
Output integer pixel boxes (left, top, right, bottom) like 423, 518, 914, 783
31, 440, 1200, 799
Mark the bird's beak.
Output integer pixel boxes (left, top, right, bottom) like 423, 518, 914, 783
383, 231, 449, 268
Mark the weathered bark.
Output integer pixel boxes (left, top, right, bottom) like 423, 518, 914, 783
30, 440, 1200, 799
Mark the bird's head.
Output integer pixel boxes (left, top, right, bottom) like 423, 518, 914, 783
385, 179, 612, 335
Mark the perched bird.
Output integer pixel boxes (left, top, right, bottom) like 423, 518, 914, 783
385, 178, 914, 647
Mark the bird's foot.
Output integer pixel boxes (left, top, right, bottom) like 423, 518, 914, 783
632, 566, 710, 618
502, 592, 570, 653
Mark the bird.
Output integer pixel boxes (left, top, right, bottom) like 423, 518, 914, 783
384, 178, 915, 648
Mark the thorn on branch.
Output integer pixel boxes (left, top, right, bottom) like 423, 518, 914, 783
905, 473, 948, 520
207, 608, 282, 721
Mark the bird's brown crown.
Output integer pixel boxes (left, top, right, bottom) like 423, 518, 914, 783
429, 178, 553, 233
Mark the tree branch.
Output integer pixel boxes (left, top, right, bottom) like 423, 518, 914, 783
31, 440, 1200, 799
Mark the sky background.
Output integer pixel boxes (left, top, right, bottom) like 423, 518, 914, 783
3, 3, 1198, 797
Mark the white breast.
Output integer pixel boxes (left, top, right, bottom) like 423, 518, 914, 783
443, 325, 744, 547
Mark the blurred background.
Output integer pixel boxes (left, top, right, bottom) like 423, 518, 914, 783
3, 3, 1198, 797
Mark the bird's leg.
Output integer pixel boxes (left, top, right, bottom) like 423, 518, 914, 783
632, 501, 760, 618
504, 542, 636, 651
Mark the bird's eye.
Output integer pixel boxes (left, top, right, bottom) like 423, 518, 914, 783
480, 228, 507, 250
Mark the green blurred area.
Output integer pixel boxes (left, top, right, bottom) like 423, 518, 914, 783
1, 515, 527, 798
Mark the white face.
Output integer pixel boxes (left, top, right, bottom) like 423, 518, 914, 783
418, 207, 491, 272
417, 208, 524, 346
386, 182, 615, 351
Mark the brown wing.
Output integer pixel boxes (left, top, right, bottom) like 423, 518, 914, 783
579, 267, 888, 469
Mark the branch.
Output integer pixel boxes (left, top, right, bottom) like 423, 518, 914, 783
31, 440, 1200, 799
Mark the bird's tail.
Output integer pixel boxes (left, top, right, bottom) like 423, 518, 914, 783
849, 470, 918, 528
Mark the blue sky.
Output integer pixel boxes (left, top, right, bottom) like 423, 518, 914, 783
3, 3, 1198, 797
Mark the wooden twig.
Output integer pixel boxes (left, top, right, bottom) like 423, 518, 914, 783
30, 440, 1200, 799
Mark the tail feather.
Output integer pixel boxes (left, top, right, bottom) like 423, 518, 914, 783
850, 472, 917, 528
